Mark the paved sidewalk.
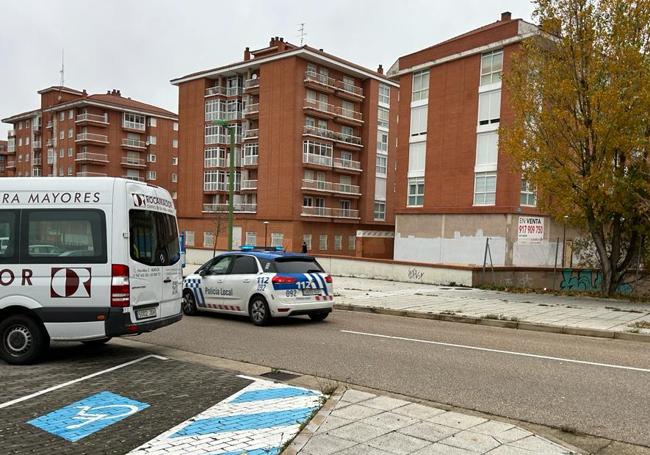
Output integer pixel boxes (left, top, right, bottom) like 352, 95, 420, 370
286, 389, 577, 455
333, 277, 650, 339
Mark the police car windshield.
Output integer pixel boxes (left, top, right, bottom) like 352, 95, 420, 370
273, 258, 324, 274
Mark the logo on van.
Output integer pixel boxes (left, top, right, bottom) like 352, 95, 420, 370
50, 268, 92, 298
132, 194, 146, 208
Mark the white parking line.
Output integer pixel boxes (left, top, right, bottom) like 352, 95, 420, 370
0, 354, 168, 410
341, 330, 650, 373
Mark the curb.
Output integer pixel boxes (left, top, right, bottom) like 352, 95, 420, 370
333, 304, 650, 343
282, 386, 346, 455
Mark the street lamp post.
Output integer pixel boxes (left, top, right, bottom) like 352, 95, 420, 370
214, 119, 235, 251
264, 221, 269, 248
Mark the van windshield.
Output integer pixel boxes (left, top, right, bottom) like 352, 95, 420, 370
129, 210, 180, 266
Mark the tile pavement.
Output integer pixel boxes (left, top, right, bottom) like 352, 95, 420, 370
285, 389, 578, 455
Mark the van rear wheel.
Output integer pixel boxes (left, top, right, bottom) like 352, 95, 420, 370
0, 315, 49, 365
182, 291, 198, 316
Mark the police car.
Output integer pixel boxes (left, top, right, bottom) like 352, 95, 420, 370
182, 247, 333, 325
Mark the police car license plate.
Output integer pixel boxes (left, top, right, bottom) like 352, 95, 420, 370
302, 289, 321, 296
136, 307, 157, 319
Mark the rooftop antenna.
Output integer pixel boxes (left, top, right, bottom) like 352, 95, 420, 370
298, 23, 306, 46
60, 49, 65, 86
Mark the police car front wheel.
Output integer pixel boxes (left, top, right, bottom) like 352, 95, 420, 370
182, 291, 198, 316
249, 297, 271, 326
0, 314, 49, 365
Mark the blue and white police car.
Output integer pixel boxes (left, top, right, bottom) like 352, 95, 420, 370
182, 247, 333, 325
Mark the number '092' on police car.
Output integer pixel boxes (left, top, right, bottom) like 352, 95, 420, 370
0, 177, 183, 364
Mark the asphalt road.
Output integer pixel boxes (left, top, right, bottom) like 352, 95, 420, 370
136, 310, 650, 448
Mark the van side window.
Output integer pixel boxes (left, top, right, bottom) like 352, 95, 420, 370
0, 210, 18, 263
129, 210, 180, 266
23, 209, 107, 263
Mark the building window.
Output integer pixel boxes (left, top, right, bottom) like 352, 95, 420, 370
374, 201, 386, 221
348, 235, 355, 250
245, 231, 257, 246
478, 90, 501, 126
123, 112, 146, 130
334, 235, 342, 251
410, 105, 428, 137
412, 70, 430, 103
59, 130, 64, 140
172, 192, 177, 199
68, 147, 73, 157
271, 233, 283, 247
59, 112, 65, 121
480, 50, 503, 86
25, 138, 30, 145
378, 107, 389, 130
377, 131, 388, 154
172, 156, 178, 165
171, 173, 177, 183
68, 128, 73, 138
319, 235, 328, 251
375, 177, 386, 201
68, 110, 74, 120
475, 132, 498, 170
173, 122, 179, 131
379, 84, 390, 106
520, 179, 537, 206
148, 135, 157, 145
67, 166, 72, 176
203, 232, 214, 248
303, 234, 312, 250
59, 148, 64, 158
407, 177, 425, 206
172, 139, 178, 148
59, 167, 63, 175
18, 138, 22, 146
18, 121, 23, 130
408, 142, 426, 176
205, 124, 226, 144
148, 153, 157, 163
376, 155, 387, 175
148, 117, 157, 127
147, 171, 157, 181
474, 171, 497, 205
185, 231, 195, 247
205, 99, 223, 121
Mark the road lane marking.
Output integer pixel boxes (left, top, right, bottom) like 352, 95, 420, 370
341, 330, 650, 373
0, 354, 167, 410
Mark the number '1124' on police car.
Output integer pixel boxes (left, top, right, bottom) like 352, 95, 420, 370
182, 249, 333, 325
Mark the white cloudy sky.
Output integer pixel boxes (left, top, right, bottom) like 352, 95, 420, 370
0, 0, 535, 137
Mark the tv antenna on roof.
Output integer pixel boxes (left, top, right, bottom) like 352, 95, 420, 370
60, 49, 65, 86
298, 23, 306, 46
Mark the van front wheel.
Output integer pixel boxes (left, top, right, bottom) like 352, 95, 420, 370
182, 291, 198, 316
0, 315, 49, 365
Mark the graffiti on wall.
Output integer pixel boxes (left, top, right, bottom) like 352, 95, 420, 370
559, 269, 633, 294
408, 267, 424, 281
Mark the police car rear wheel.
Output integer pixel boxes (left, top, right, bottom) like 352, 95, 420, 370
182, 291, 198, 316
249, 297, 271, 326
309, 311, 330, 322
0, 315, 48, 365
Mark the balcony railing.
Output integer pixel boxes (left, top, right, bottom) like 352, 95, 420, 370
303, 152, 332, 167
77, 171, 108, 177
244, 103, 259, 115
241, 179, 257, 190
203, 203, 256, 213
222, 110, 242, 121
121, 157, 146, 167
303, 125, 362, 146
32, 140, 42, 149
121, 138, 146, 148
304, 70, 364, 97
244, 78, 260, 90
7, 145, 15, 154
123, 175, 144, 181
241, 155, 258, 166
226, 86, 242, 96
302, 179, 360, 194
46, 139, 55, 147
77, 113, 108, 124
301, 206, 332, 217
76, 152, 108, 162
332, 208, 360, 218
304, 98, 363, 122
122, 121, 146, 131
76, 132, 108, 143
7, 160, 15, 168
204, 181, 243, 192
204, 157, 227, 168
205, 86, 225, 96
46, 121, 53, 129
32, 157, 42, 166
333, 157, 362, 171
243, 129, 259, 139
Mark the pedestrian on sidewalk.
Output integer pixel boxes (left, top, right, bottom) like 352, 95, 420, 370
301, 241, 308, 254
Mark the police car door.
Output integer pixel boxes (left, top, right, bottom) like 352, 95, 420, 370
201, 255, 234, 310
222, 255, 258, 313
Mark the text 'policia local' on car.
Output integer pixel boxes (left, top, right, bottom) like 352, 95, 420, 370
0, 177, 183, 364
183, 246, 333, 325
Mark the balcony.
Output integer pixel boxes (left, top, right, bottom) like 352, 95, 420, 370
122, 121, 146, 131
226, 86, 242, 97
303, 152, 332, 168
121, 156, 146, 168
243, 129, 259, 140
303, 125, 362, 147
205, 86, 225, 97
121, 138, 146, 149
333, 157, 362, 172
77, 113, 109, 126
243, 78, 260, 93
77, 171, 108, 177
203, 181, 243, 192
46, 121, 53, 129
301, 206, 332, 217
8, 130, 15, 137
7, 145, 15, 154
202, 203, 257, 213
303, 99, 336, 119
241, 179, 257, 190
46, 138, 55, 147
204, 157, 227, 168
76, 152, 109, 163
301, 179, 361, 195
304, 70, 364, 99
47, 151, 55, 164
331, 208, 360, 218
222, 110, 242, 121
122, 174, 144, 181
32, 157, 42, 166
244, 103, 259, 117
32, 140, 42, 150
7, 160, 15, 169
76, 133, 108, 144
205, 134, 229, 145
241, 155, 258, 167
32, 125, 42, 135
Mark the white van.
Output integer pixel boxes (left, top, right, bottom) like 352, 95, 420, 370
0, 177, 183, 364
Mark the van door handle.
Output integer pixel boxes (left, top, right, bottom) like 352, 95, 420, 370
163, 278, 172, 283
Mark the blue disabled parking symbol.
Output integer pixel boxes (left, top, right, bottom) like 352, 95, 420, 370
27, 391, 149, 442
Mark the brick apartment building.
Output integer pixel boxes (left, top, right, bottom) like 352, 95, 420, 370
388, 13, 570, 267
0, 140, 7, 177
173, 37, 398, 257
2, 86, 179, 197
